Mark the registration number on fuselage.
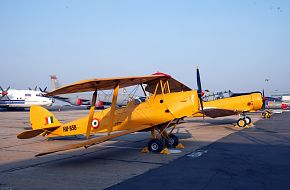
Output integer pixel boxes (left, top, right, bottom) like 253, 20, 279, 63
63, 125, 77, 132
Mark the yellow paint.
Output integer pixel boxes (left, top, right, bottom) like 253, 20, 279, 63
86, 90, 98, 139
176, 143, 185, 149
108, 84, 119, 135
160, 148, 170, 154
141, 147, 149, 153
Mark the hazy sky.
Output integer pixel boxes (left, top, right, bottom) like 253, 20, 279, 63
0, 0, 289, 95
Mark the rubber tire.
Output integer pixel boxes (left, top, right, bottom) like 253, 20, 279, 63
148, 139, 164, 153
265, 111, 271, 118
244, 116, 251, 125
237, 118, 246, 128
263, 111, 271, 118
165, 134, 179, 148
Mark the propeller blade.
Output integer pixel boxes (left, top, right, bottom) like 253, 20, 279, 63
0, 86, 10, 97
39, 87, 48, 93
196, 67, 204, 118
34, 86, 38, 91
197, 67, 202, 94
262, 89, 265, 110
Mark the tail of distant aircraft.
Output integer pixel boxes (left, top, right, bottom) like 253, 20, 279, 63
50, 75, 61, 90
17, 106, 62, 139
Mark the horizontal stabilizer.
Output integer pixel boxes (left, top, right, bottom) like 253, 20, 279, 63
36, 124, 152, 157
17, 126, 59, 139
17, 129, 44, 139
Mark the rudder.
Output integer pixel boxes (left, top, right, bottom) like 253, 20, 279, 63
30, 105, 61, 130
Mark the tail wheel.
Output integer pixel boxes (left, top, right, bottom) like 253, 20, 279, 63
244, 116, 251, 125
165, 134, 179, 148
263, 111, 271, 118
237, 118, 246, 128
148, 139, 164, 153
265, 112, 271, 118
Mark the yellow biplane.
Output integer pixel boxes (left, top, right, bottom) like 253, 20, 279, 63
194, 68, 263, 127
17, 73, 200, 156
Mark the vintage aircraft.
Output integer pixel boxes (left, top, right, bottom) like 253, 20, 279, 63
0, 86, 53, 110
17, 73, 200, 156
193, 68, 263, 127
50, 75, 135, 108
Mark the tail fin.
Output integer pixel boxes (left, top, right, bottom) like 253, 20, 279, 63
17, 106, 61, 139
50, 75, 61, 90
30, 105, 61, 130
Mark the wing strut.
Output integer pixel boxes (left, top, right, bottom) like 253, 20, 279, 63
86, 90, 98, 139
108, 83, 119, 135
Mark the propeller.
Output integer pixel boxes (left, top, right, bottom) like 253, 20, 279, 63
0, 86, 11, 100
39, 87, 48, 93
262, 89, 266, 110
28, 86, 38, 91
196, 67, 204, 118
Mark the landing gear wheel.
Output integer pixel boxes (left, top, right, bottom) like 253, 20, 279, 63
265, 111, 271, 118
263, 110, 271, 118
148, 139, 164, 153
165, 134, 179, 148
244, 116, 251, 125
237, 118, 246, 128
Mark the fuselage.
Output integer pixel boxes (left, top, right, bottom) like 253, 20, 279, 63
0, 89, 53, 108
46, 90, 200, 137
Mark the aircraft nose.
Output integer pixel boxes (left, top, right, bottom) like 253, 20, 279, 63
252, 93, 263, 110
192, 90, 201, 114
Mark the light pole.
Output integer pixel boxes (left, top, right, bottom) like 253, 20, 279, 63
264, 78, 270, 97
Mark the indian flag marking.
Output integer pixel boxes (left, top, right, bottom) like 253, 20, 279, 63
45, 116, 54, 125
92, 118, 100, 129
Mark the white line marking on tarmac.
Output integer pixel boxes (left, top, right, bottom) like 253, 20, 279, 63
95, 145, 142, 150
187, 150, 208, 158
168, 149, 182, 154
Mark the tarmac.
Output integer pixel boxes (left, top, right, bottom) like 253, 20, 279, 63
0, 110, 288, 190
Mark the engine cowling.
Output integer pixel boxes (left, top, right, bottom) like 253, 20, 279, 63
97, 101, 104, 109
76, 98, 83, 106
281, 103, 288, 110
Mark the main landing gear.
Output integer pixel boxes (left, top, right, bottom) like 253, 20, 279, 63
147, 133, 180, 153
236, 115, 252, 128
146, 120, 183, 153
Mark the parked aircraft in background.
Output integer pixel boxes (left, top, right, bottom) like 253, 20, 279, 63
271, 92, 290, 104
50, 75, 136, 108
0, 86, 53, 110
193, 68, 263, 127
264, 97, 289, 110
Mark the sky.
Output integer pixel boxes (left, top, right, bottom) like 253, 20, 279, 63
0, 0, 289, 95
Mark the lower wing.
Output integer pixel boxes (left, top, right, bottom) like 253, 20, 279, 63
36, 124, 152, 157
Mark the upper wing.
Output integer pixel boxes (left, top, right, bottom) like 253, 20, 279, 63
202, 108, 240, 118
36, 124, 152, 156
46, 73, 171, 96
